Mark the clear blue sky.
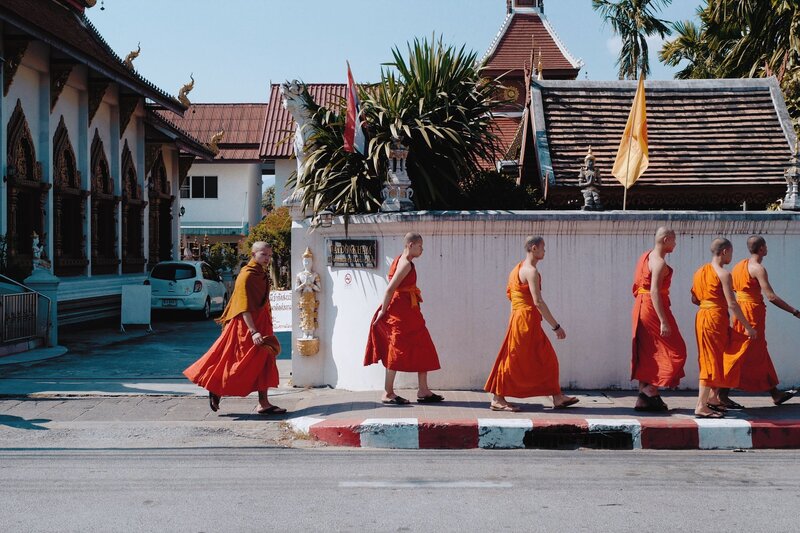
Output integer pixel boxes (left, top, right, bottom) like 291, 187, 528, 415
88, 0, 704, 104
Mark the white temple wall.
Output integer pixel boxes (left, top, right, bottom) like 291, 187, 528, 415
290, 212, 800, 391
274, 158, 294, 206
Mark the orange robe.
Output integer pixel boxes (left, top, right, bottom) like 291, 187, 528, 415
364, 256, 440, 372
630, 251, 687, 387
691, 263, 747, 388
184, 260, 281, 396
731, 259, 779, 391
484, 262, 561, 397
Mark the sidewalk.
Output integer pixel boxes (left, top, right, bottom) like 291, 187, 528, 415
2, 321, 799, 450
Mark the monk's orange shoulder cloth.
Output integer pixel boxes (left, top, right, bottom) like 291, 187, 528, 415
216, 260, 270, 326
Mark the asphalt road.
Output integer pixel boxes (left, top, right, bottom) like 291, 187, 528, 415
2, 449, 799, 532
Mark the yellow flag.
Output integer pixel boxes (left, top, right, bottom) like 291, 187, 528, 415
612, 77, 648, 189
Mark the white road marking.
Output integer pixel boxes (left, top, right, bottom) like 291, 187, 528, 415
339, 481, 513, 489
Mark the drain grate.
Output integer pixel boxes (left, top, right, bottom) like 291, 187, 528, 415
524, 430, 633, 450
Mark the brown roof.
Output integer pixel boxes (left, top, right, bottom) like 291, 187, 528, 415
529, 78, 796, 208
482, 11, 581, 79
145, 107, 216, 161
157, 104, 268, 161
260, 83, 347, 158
0, 0, 184, 113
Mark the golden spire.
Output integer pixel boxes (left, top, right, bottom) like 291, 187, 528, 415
178, 74, 195, 107
302, 247, 313, 258
208, 129, 225, 155
123, 42, 140, 70
537, 50, 543, 81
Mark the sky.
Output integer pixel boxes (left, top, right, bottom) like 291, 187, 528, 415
87, 0, 705, 104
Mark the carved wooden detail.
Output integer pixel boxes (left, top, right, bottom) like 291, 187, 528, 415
90, 130, 119, 274
119, 94, 140, 138
52, 117, 88, 276
6, 99, 47, 272
121, 140, 146, 273
88, 78, 111, 125
3, 37, 30, 96
145, 144, 161, 178
148, 150, 173, 265
50, 60, 75, 111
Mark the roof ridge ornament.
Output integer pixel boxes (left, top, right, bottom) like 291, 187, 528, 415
178, 73, 195, 107
123, 42, 140, 70
208, 129, 224, 156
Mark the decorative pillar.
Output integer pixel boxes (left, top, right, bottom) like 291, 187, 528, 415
380, 137, 415, 212
24, 232, 59, 346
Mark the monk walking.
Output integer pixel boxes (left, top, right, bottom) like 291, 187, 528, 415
690, 238, 756, 418
485, 236, 578, 411
631, 227, 687, 411
364, 232, 443, 404
184, 241, 285, 415
719, 235, 798, 408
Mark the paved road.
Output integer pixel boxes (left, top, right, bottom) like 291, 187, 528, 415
2, 449, 798, 532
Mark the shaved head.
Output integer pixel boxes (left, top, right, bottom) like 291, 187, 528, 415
710, 238, 732, 256
655, 226, 674, 242
404, 232, 422, 245
525, 235, 544, 252
747, 235, 766, 254
251, 241, 271, 253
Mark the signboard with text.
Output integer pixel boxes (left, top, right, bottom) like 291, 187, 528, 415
269, 290, 292, 332
327, 239, 378, 269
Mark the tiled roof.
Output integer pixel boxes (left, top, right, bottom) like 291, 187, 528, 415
482, 12, 581, 78
158, 104, 268, 161
529, 78, 795, 208
260, 83, 347, 158
145, 107, 216, 161
0, 0, 185, 113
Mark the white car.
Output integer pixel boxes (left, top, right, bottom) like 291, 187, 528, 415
147, 261, 228, 319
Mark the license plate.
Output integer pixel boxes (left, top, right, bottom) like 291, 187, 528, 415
162, 299, 177, 307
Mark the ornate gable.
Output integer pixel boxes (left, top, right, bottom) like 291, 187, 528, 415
7, 99, 42, 184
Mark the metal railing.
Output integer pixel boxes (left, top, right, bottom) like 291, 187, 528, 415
0, 273, 51, 345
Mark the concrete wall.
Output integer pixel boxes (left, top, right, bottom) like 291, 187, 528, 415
274, 158, 294, 206
290, 211, 800, 392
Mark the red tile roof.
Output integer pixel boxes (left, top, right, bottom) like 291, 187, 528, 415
260, 83, 347, 158
0, 0, 185, 113
483, 12, 581, 79
158, 104, 268, 161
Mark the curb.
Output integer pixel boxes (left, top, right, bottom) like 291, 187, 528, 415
287, 416, 800, 450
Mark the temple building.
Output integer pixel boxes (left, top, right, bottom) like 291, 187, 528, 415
0, 0, 213, 328
157, 103, 269, 254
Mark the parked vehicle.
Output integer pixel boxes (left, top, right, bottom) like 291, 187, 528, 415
146, 261, 227, 319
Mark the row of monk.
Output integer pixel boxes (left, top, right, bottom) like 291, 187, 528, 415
181, 233, 798, 417
363, 230, 799, 416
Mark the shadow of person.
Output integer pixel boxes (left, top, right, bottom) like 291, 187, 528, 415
0, 415, 50, 430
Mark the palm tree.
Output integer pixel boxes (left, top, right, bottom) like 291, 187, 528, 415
289, 35, 508, 217
592, 0, 673, 79
659, 17, 721, 79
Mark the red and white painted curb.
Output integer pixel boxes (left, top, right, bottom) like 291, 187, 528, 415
287, 416, 800, 450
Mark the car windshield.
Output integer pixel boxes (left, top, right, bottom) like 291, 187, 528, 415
150, 264, 196, 281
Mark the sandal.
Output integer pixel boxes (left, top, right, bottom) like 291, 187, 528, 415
634, 392, 668, 412
490, 403, 520, 412
695, 411, 724, 419
209, 391, 220, 412
554, 397, 579, 409
417, 393, 445, 403
257, 405, 287, 415
721, 399, 745, 410
706, 403, 727, 413
381, 396, 410, 405
774, 390, 796, 406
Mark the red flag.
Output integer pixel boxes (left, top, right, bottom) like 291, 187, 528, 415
344, 62, 366, 154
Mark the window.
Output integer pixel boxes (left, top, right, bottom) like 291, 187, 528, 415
185, 176, 218, 199
150, 263, 196, 281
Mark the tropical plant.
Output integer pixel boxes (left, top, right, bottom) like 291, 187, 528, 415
288, 35, 508, 218
593, 0, 673, 79
245, 206, 291, 288
457, 170, 542, 210
261, 185, 275, 212
205, 242, 239, 273
659, 0, 800, 126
